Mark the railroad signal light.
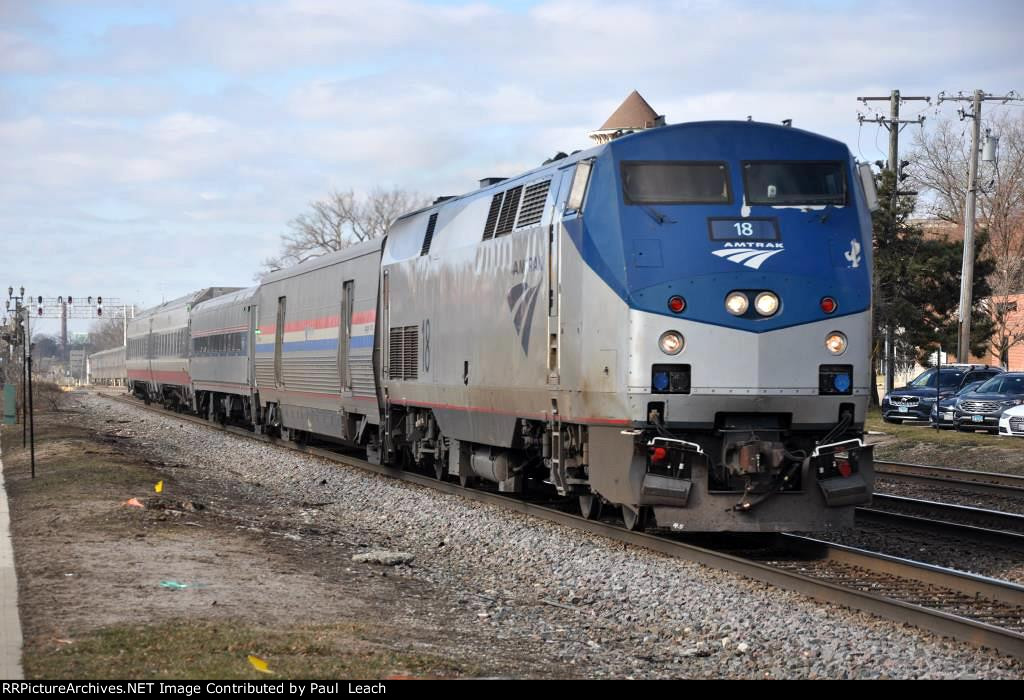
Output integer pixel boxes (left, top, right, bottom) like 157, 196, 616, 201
96, 296, 103, 316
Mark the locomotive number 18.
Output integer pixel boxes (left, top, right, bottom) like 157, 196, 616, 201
733, 222, 755, 236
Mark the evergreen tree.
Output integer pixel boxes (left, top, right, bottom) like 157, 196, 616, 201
870, 171, 994, 403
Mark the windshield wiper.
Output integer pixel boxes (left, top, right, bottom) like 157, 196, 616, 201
641, 204, 675, 225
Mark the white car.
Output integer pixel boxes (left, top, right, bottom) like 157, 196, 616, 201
998, 403, 1024, 437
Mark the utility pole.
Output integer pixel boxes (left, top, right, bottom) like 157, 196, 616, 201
937, 90, 1023, 361
857, 90, 930, 393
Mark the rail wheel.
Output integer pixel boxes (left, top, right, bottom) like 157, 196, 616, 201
578, 493, 602, 520
621, 505, 648, 532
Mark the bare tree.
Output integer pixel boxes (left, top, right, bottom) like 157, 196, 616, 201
260, 187, 430, 276
910, 113, 1024, 366
88, 308, 134, 352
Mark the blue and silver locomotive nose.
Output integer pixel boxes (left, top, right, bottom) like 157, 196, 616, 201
560, 120, 874, 530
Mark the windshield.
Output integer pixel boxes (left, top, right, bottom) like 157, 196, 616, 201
976, 375, 1024, 394
743, 161, 846, 205
907, 368, 964, 389
622, 162, 731, 204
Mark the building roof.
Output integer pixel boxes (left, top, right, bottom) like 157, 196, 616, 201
599, 90, 661, 130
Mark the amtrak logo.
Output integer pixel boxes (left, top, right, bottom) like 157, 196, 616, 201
845, 239, 862, 268
712, 242, 784, 270
507, 281, 541, 354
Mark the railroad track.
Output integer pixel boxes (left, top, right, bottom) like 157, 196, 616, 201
95, 392, 1024, 658
874, 460, 1024, 498
857, 494, 1024, 551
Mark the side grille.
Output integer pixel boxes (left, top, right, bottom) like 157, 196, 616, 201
961, 400, 1000, 413
515, 180, 551, 228
482, 193, 503, 240
388, 325, 419, 381
420, 213, 438, 256
494, 185, 522, 237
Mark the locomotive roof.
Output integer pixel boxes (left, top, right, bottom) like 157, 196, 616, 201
392, 119, 847, 224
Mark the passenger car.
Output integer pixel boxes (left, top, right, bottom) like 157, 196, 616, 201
929, 380, 985, 429
998, 403, 1024, 437
882, 364, 1004, 424
954, 373, 1024, 434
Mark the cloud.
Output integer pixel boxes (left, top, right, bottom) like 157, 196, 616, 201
2, 0, 1023, 319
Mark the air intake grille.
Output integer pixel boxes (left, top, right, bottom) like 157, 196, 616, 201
515, 180, 551, 228
482, 193, 503, 240
494, 185, 522, 237
420, 213, 438, 256
388, 325, 419, 381
960, 400, 1000, 413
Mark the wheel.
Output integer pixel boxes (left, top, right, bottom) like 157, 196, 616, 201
433, 457, 445, 480
578, 493, 603, 520
621, 505, 648, 532
458, 472, 475, 488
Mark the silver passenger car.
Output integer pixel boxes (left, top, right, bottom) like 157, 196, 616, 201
87, 346, 126, 386
254, 239, 382, 445
190, 286, 259, 424
127, 287, 240, 407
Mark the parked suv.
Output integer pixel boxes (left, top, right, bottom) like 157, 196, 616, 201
954, 373, 1024, 434
882, 364, 1004, 424
929, 380, 986, 429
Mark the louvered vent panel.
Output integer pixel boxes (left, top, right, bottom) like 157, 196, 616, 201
494, 185, 522, 237
388, 325, 420, 381
403, 325, 418, 380
515, 180, 551, 228
389, 327, 403, 379
350, 357, 375, 398
482, 193, 503, 240
420, 213, 438, 256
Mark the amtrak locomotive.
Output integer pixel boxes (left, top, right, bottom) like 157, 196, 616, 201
126, 119, 878, 532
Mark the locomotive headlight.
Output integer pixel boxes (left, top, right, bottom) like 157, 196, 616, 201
754, 292, 779, 317
659, 331, 684, 355
725, 292, 749, 316
825, 331, 848, 355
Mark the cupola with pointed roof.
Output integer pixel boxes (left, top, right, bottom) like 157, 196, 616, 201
589, 90, 665, 144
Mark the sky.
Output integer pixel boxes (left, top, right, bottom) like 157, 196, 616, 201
3, 0, 1024, 337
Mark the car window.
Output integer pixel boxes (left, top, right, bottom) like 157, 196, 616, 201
957, 381, 984, 395
977, 375, 1024, 394
908, 368, 964, 389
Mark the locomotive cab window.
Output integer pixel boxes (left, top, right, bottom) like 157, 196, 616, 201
743, 161, 846, 205
621, 161, 731, 204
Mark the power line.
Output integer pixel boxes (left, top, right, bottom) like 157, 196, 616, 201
856, 90, 931, 395
936, 90, 1024, 360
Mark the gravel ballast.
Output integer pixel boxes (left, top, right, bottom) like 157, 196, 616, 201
76, 393, 1023, 679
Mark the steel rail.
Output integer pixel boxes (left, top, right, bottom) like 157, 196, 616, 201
874, 459, 1024, 498
96, 392, 1024, 658
857, 494, 1024, 550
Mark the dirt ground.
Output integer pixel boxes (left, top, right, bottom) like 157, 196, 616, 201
0, 397, 563, 679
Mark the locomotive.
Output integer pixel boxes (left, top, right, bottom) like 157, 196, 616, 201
126, 119, 879, 532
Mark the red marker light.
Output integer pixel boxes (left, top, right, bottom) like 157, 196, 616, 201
650, 447, 668, 464
820, 297, 837, 314
667, 295, 686, 314
836, 458, 852, 478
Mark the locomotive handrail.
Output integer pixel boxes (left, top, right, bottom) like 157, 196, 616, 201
647, 436, 705, 455
810, 437, 865, 458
